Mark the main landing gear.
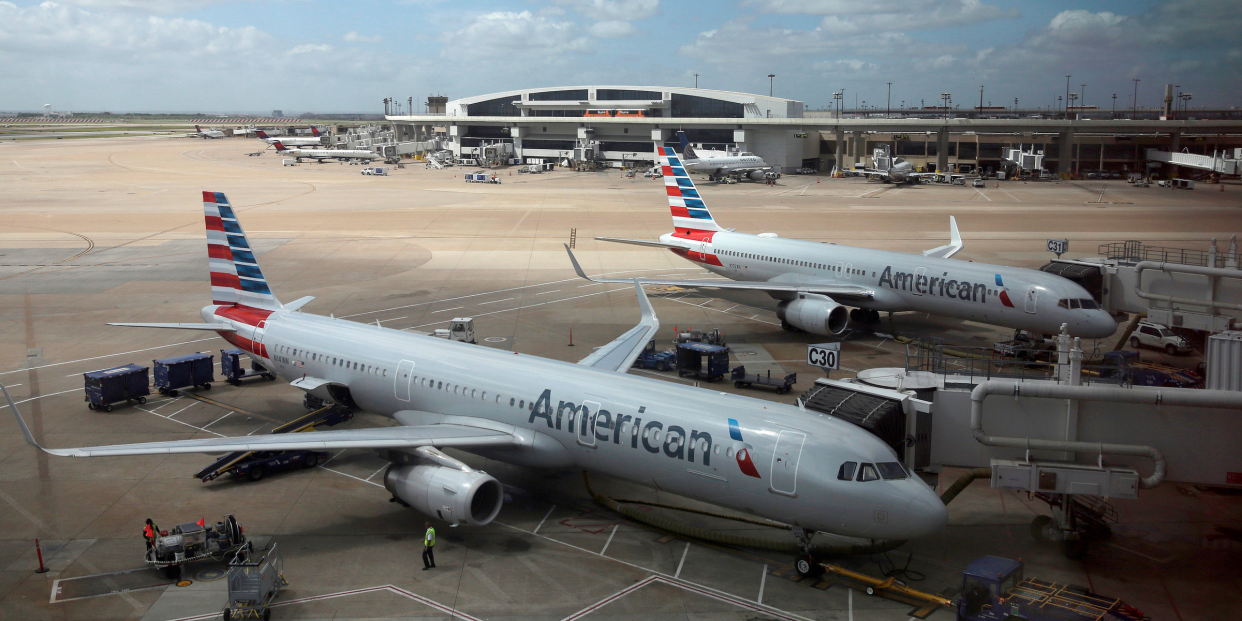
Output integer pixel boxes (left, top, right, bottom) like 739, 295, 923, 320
849, 308, 882, 324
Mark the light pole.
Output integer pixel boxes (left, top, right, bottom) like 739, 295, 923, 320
979, 85, 984, 116
1065, 74, 1071, 119
1132, 78, 1140, 118
694, 73, 699, 88
1081, 83, 1086, 110
833, 91, 842, 119
1014, 97, 1019, 114
1112, 93, 1116, 119
768, 74, 775, 97
941, 92, 951, 120
887, 82, 892, 117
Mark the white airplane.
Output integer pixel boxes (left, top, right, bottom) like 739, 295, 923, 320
677, 131, 780, 182
577, 147, 1118, 339
273, 141, 379, 163
3, 191, 947, 575
189, 125, 225, 139
257, 128, 324, 147
859, 146, 930, 184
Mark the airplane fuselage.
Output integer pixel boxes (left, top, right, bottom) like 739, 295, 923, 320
657, 230, 1116, 338
280, 146, 378, 161
684, 154, 770, 177
264, 137, 323, 146
203, 304, 947, 541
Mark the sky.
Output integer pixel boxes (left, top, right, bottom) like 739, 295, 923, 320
1, 0, 1239, 114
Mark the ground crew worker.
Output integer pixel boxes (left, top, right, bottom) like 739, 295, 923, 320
422, 521, 436, 570
143, 518, 159, 550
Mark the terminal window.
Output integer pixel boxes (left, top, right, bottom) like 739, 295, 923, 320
597, 89, 662, 101
671, 94, 744, 118
467, 96, 521, 117
529, 89, 588, 101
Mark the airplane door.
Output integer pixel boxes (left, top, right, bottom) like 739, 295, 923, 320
1024, 285, 1039, 314
769, 430, 806, 495
913, 267, 927, 295
844, 263, 853, 280
577, 400, 600, 448
394, 360, 415, 402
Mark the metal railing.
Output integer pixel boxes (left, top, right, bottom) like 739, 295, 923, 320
1098, 240, 1240, 269
904, 340, 1128, 387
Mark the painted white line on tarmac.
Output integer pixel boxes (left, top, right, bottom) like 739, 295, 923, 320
408, 288, 629, 330
478, 298, 514, 305
600, 524, 619, 556
532, 505, 556, 535
430, 307, 462, 313
11, 387, 83, 405
758, 564, 768, 604
1, 337, 217, 377
535, 290, 560, 295
675, 541, 690, 578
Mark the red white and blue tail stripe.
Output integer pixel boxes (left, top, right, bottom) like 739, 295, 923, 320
203, 191, 281, 310
660, 146, 722, 234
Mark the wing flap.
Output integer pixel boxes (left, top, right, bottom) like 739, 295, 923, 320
576, 278, 658, 372
565, 245, 873, 300
2, 383, 515, 458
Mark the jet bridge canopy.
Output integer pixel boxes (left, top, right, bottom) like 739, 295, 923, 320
800, 380, 907, 460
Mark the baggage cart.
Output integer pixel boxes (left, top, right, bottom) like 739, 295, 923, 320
153, 353, 215, 396
730, 365, 796, 393
223, 543, 286, 620
196, 405, 354, 482
676, 342, 729, 382
221, 349, 276, 386
83, 364, 150, 411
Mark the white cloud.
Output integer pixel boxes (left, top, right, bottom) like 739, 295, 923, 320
289, 43, 333, 54
746, 0, 1018, 32
440, 11, 591, 60
588, 20, 635, 38
555, 0, 659, 22
343, 31, 382, 43
813, 58, 877, 73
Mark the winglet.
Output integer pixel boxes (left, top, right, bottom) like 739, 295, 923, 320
564, 244, 600, 282
922, 216, 963, 259
633, 277, 655, 328
2, 383, 42, 450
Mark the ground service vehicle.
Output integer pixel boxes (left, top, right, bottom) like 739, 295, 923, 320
731, 366, 796, 393
957, 556, 1149, 621
1130, 321, 1193, 355
632, 339, 676, 371
147, 515, 247, 579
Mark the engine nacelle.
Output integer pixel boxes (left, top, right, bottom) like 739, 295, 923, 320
747, 170, 768, 181
384, 464, 503, 526
776, 294, 849, 335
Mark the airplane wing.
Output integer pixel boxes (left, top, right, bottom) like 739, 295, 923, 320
2, 383, 515, 457
108, 322, 235, 331
565, 245, 874, 301
922, 216, 963, 259
576, 278, 658, 372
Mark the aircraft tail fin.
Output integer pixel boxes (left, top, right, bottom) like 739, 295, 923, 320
203, 192, 282, 310
272, 141, 287, 151
195, 125, 202, 132
677, 131, 698, 160
311, 127, 320, 137
256, 130, 269, 139
659, 146, 722, 233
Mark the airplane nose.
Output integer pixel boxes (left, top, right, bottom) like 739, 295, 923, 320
902, 489, 948, 538
1083, 312, 1119, 339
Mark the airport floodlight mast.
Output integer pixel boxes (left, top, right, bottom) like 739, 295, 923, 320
887, 82, 892, 116
833, 91, 843, 119
941, 92, 951, 119
1065, 74, 1071, 119
1133, 78, 1140, 118
1081, 84, 1086, 109
694, 72, 699, 88
768, 74, 775, 97
1112, 94, 1117, 118
979, 85, 984, 114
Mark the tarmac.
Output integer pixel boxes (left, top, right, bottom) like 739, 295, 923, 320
0, 135, 1239, 620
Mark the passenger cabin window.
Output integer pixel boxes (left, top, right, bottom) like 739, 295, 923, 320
876, 462, 909, 480
857, 463, 880, 482
837, 462, 858, 481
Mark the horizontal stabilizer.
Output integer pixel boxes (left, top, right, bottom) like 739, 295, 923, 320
108, 322, 235, 331
922, 216, 963, 259
595, 236, 685, 249
283, 296, 315, 312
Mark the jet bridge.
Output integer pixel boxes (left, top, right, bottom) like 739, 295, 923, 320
1041, 237, 1242, 335
1145, 148, 1240, 175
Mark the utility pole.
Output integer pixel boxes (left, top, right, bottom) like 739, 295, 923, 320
768, 74, 775, 97
979, 85, 984, 116
694, 73, 699, 88
1112, 93, 1116, 119
408, 97, 413, 115
1081, 84, 1086, 110
886, 82, 892, 117
1132, 78, 1140, 118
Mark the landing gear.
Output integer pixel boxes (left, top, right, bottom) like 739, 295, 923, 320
791, 527, 824, 578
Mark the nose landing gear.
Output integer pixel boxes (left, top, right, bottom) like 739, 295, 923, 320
792, 527, 825, 578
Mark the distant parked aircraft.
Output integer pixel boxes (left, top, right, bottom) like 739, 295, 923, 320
677, 131, 779, 182
272, 141, 379, 163
257, 128, 324, 147
189, 125, 225, 139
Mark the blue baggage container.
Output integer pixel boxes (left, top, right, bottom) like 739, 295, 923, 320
83, 364, 150, 411
221, 349, 276, 385
153, 353, 215, 395
676, 342, 730, 382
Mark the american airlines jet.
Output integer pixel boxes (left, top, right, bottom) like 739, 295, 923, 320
273, 141, 379, 163
677, 131, 780, 182
577, 147, 1117, 339
257, 128, 324, 147
3, 191, 947, 574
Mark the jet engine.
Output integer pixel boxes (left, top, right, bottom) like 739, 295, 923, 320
384, 464, 503, 526
747, 170, 768, 181
776, 294, 849, 335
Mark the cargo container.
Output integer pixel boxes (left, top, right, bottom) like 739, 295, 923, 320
153, 353, 215, 395
83, 364, 150, 411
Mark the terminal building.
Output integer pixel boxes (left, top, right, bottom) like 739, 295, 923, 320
387, 85, 1242, 176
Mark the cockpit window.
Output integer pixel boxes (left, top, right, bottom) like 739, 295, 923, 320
857, 463, 880, 482
876, 462, 909, 480
837, 462, 858, 481
1060, 298, 1100, 310
1078, 298, 1099, 309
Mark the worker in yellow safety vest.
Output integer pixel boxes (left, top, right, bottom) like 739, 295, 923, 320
422, 521, 436, 570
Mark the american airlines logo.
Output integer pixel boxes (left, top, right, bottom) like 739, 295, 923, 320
877, 266, 1007, 306
527, 389, 744, 471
